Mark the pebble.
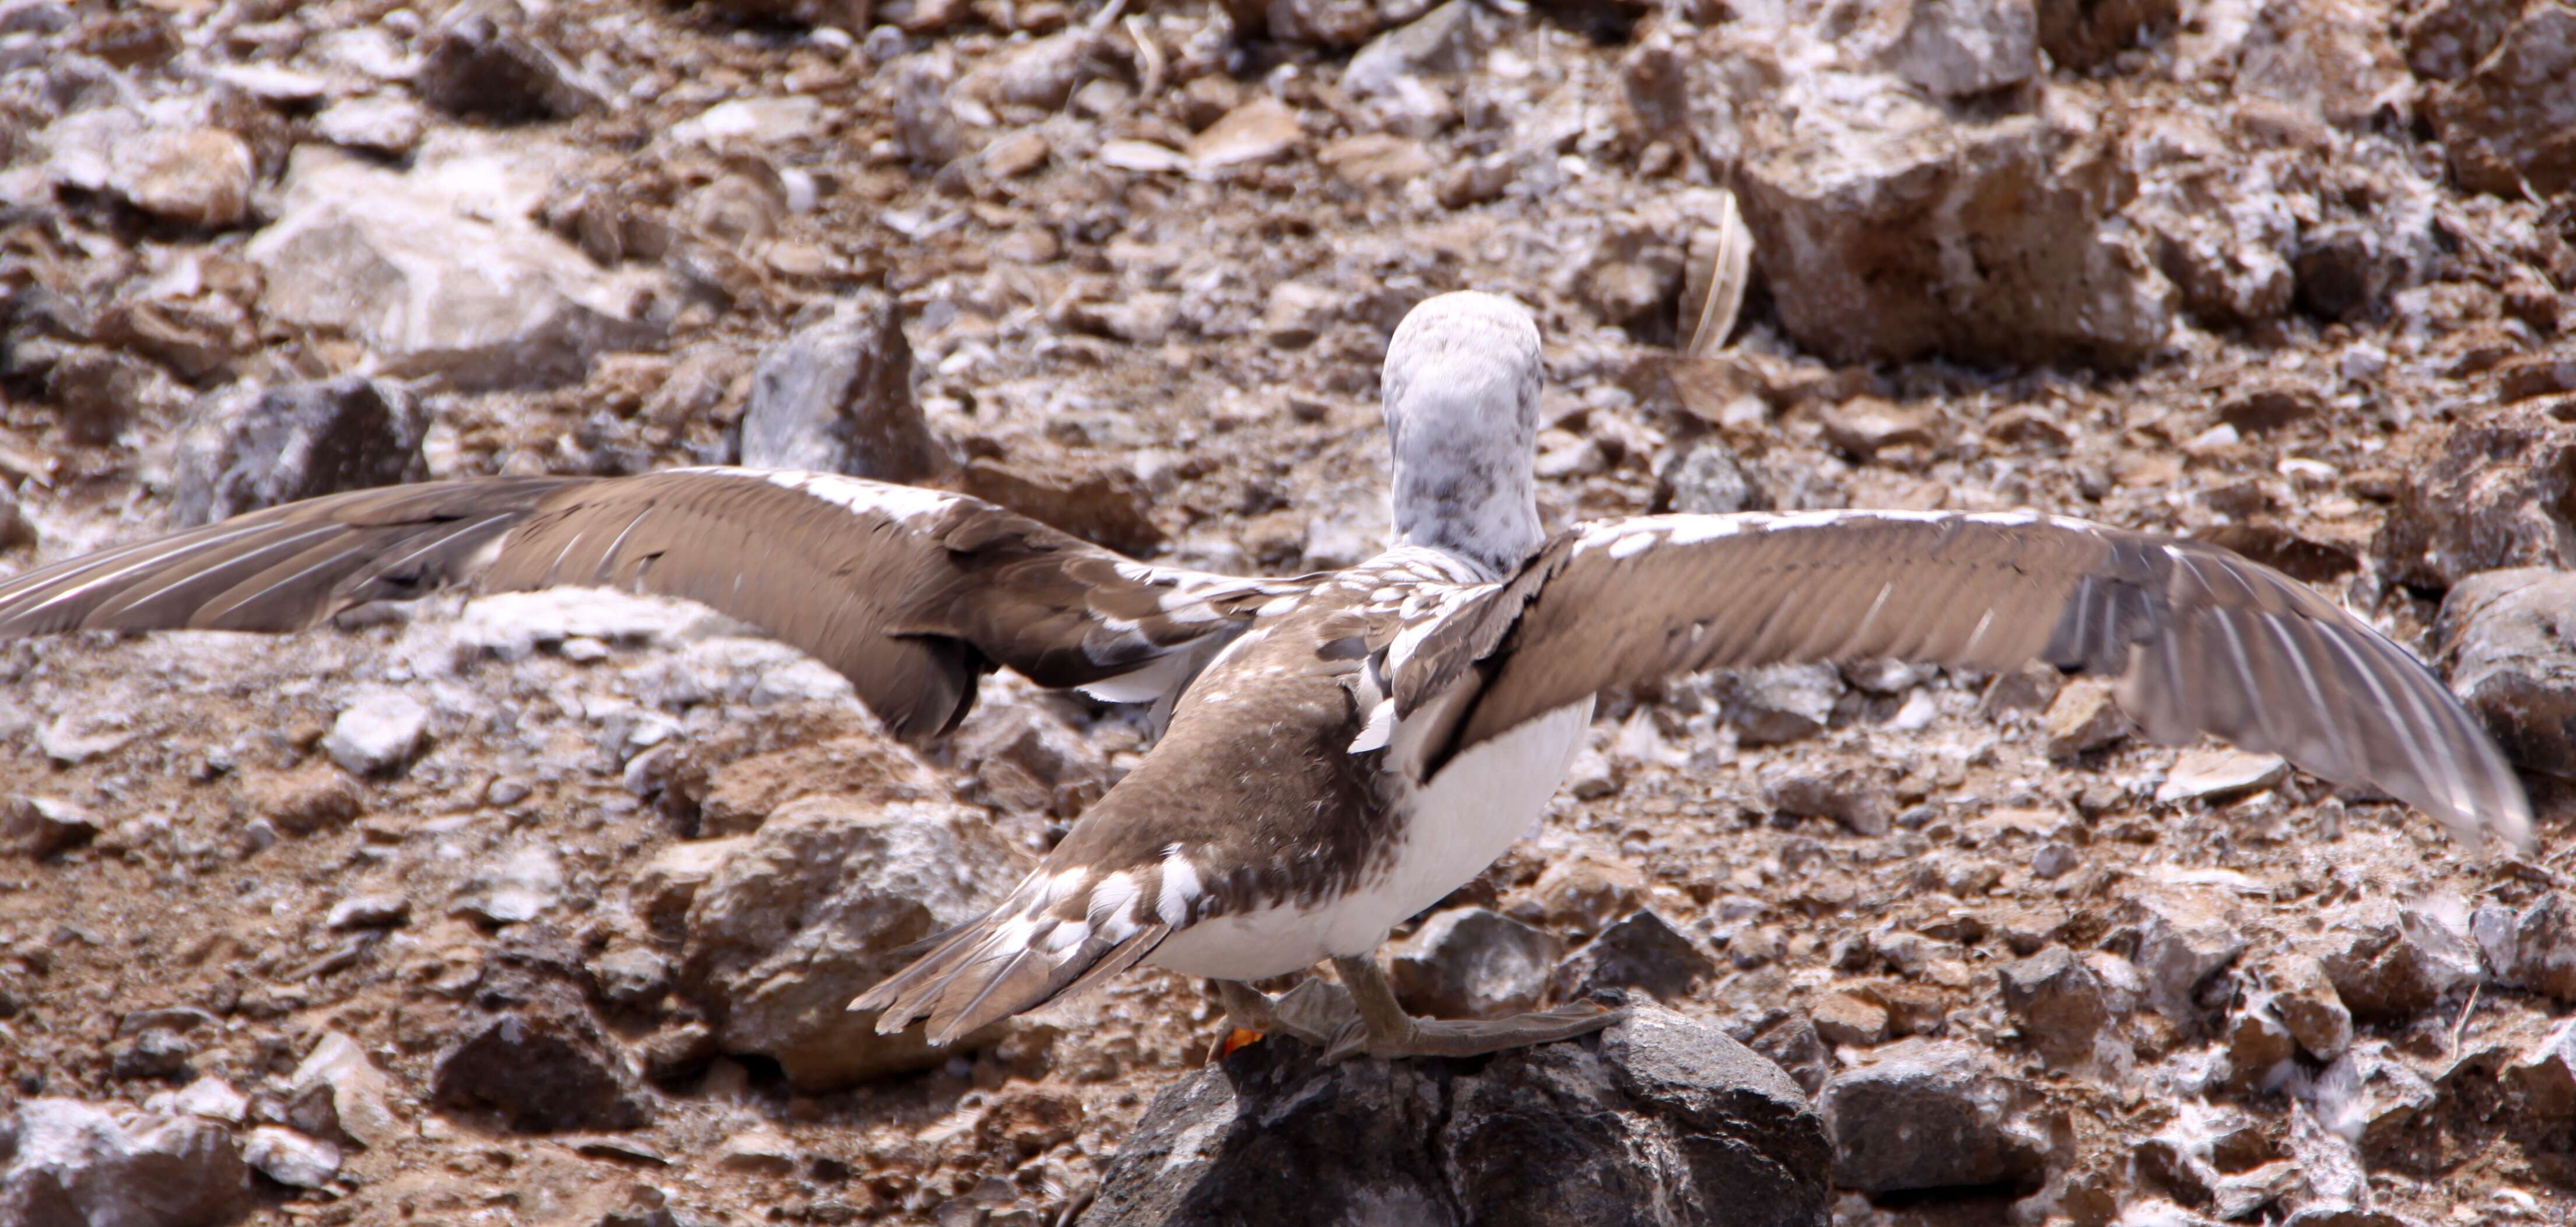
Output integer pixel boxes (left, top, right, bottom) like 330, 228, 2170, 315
1999, 945, 2113, 1064
3, 795, 98, 857
1810, 991, 1891, 1048
2155, 748, 2288, 805
323, 690, 430, 777
327, 893, 411, 930
243, 1124, 342, 1189
1724, 663, 1844, 746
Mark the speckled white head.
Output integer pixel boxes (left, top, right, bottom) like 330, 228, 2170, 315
1381, 292, 1545, 578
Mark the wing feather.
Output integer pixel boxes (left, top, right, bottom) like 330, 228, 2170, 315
1395, 511, 2530, 850
0, 469, 1310, 741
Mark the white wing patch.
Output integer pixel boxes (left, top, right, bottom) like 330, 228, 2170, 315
1348, 697, 1397, 753
1158, 849, 1201, 925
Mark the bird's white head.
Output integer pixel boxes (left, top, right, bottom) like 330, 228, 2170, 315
1380, 292, 1545, 578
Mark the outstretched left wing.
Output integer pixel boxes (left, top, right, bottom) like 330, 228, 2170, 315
1393, 510, 2531, 850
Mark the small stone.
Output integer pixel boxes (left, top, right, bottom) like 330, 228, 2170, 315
0, 1099, 250, 1225
1657, 439, 1767, 516
1529, 853, 1643, 939
1811, 992, 1891, 1048
314, 93, 426, 155
2, 795, 97, 857
323, 690, 430, 777
120, 126, 254, 229
2221, 995, 2297, 1093
415, 1, 605, 122
1999, 946, 2112, 1065
36, 713, 135, 766
1344, 2, 1481, 96
290, 1031, 402, 1149
1552, 909, 1719, 1002
2156, 748, 2288, 805
1880, 0, 2038, 96
1724, 662, 1845, 746
2509, 892, 2576, 1002
2035, 0, 2174, 69
1563, 745, 1620, 800
1760, 759, 1894, 836
326, 893, 409, 930
2124, 887, 2248, 1024
591, 947, 674, 1009
113, 1029, 197, 1081
2505, 1018, 2576, 1118
2266, 953, 2352, 1061
716, 1124, 799, 1175
1316, 133, 1436, 187
434, 1000, 652, 1132
242, 1125, 342, 1189
1390, 907, 1564, 1020
250, 767, 365, 835
2031, 843, 2081, 880
2216, 384, 2322, 433
1184, 97, 1301, 168
2043, 678, 2128, 760
1819, 1038, 2048, 1194
168, 1077, 249, 1124
1818, 397, 1943, 463
980, 129, 1049, 177
741, 295, 948, 483
457, 844, 563, 926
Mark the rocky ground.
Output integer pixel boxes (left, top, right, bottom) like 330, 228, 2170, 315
2, 0, 2575, 1221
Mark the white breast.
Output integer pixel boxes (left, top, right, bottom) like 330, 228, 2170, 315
1147, 697, 1594, 980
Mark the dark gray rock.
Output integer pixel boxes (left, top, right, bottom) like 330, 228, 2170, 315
171, 377, 429, 527
432, 989, 652, 1133
0, 1098, 251, 1227
416, 0, 604, 123
739, 296, 949, 483
1818, 1037, 2047, 1194
1390, 907, 1563, 1020
2438, 567, 2576, 780
1078, 1006, 1831, 1227
1552, 909, 1718, 1003
1999, 945, 2111, 1064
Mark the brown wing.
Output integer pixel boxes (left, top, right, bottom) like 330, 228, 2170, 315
0, 468, 1309, 741
1394, 511, 2531, 850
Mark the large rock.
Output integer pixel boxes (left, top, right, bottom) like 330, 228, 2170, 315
2427, 1, 2576, 198
1737, 75, 2172, 368
2437, 567, 2576, 780
1819, 1038, 2046, 1194
1078, 1007, 1831, 1227
2375, 405, 2576, 592
739, 296, 948, 482
246, 137, 671, 392
171, 377, 428, 526
0, 1098, 251, 1227
681, 795, 1029, 1089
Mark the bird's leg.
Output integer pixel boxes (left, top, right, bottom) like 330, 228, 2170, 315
1211, 977, 1354, 1049
1322, 954, 1625, 1063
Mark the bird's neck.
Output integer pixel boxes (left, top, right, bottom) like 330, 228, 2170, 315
1390, 446, 1541, 579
